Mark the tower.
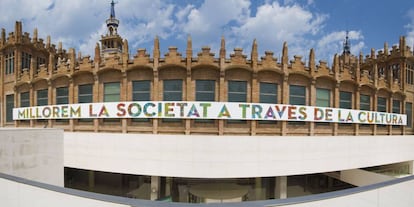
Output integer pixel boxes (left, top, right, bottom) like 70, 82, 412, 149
343, 30, 351, 55
100, 0, 123, 57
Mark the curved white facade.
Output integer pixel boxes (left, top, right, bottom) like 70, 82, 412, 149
2, 172, 414, 207
64, 132, 414, 178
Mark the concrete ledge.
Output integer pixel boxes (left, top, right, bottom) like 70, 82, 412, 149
65, 132, 414, 178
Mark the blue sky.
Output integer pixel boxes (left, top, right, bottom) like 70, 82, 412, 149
0, 0, 413, 63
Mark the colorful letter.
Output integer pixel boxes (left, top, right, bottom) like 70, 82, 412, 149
218, 105, 231, 118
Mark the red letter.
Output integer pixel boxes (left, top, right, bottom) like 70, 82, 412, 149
117, 103, 126, 116
288, 106, 297, 119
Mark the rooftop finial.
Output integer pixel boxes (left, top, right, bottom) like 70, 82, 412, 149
110, 0, 116, 18
343, 30, 351, 55
220, 36, 226, 58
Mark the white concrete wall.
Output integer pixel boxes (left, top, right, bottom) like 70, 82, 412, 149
0, 178, 129, 207
0, 128, 63, 186
64, 133, 414, 178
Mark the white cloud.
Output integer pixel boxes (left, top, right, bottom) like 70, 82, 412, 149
0, 0, 177, 56
405, 9, 414, 49
116, 0, 176, 52
0, 0, 54, 25
182, 0, 250, 34
174, 0, 250, 52
283, 0, 314, 6
0, 0, 107, 55
0, 0, 364, 63
316, 30, 364, 62
78, 24, 107, 57
230, 1, 327, 58
175, 4, 195, 23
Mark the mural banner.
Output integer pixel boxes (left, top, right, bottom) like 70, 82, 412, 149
13, 101, 406, 125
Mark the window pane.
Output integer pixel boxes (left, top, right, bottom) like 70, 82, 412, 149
228, 81, 247, 102
290, 85, 306, 96
20, 92, 30, 107
37, 89, 48, 106
163, 80, 182, 101
103, 82, 120, 123
289, 85, 306, 125
104, 82, 120, 102
132, 81, 151, 122
195, 80, 215, 123
78, 84, 93, 103
105, 83, 120, 94
164, 80, 182, 93
377, 97, 387, 112
78, 84, 93, 122
163, 80, 182, 122
132, 80, 151, 101
6, 94, 14, 122
406, 102, 412, 128
229, 94, 246, 102
56, 87, 68, 97
393, 100, 401, 113
260, 82, 277, 104
105, 95, 120, 102
21, 52, 31, 70
360, 95, 370, 110
259, 82, 277, 124
316, 88, 330, 107
339, 91, 352, 109
228, 81, 247, 93
228, 81, 247, 123
289, 85, 306, 105
392, 100, 401, 129
5, 51, 15, 75
56, 87, 68, 105
133, 80, 150, 91
196, 80, 215, 101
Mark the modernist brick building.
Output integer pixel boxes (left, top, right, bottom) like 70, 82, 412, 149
1, 1, 414, 204
2, 23, 413, 135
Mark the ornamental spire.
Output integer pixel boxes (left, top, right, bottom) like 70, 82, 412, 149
110, 0, 116, 18
101, 0, 123, 57
343, 30, 351, 55
106, 0, 119, 35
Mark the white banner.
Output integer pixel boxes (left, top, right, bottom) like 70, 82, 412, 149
13, 101, 407, 125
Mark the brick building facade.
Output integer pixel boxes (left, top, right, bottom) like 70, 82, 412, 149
1, 18, 413, 136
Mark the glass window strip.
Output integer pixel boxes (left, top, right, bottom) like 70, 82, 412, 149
360, 95, 371, 111
78, 84, 93, 103
316, 88, 330, 107
377, 97, 387, 112
163, 80, 182, 101
289, 85, 306, 106
339, 91, 352, 109
406, 102, 412, 128
104, 82, 120, 102
163, 80, 182, 122
392, 100, 401, 114
6, 94, 14, 122
228, 81, 247, 123
37, 89, 48, 106
5, 51, 15, 74
20, 92, 30, 107
56, 87, 69, 105
132, 80, 151, 101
